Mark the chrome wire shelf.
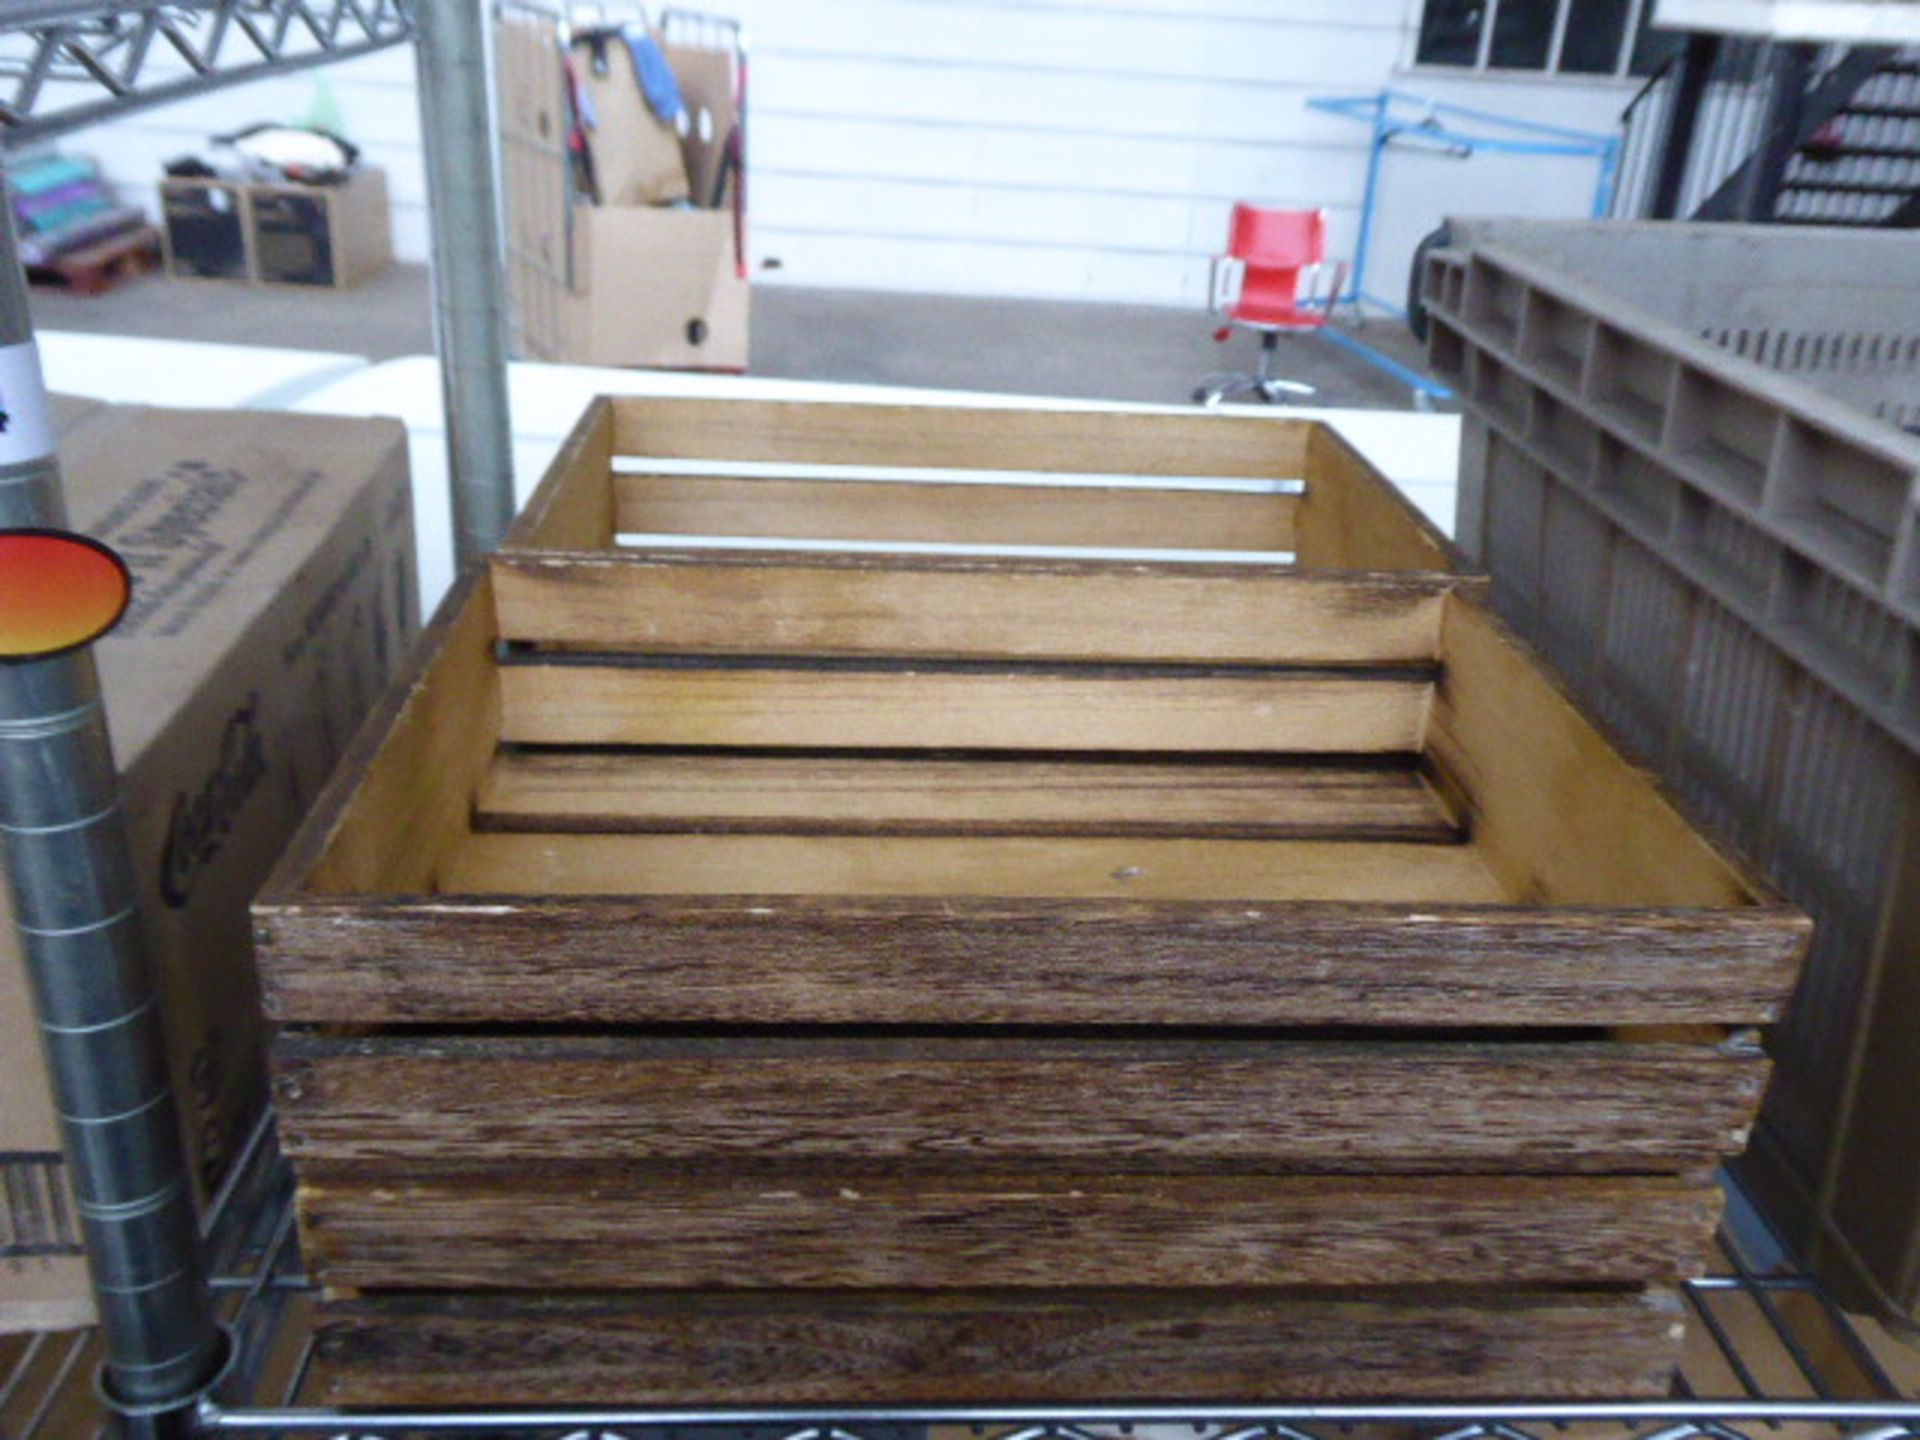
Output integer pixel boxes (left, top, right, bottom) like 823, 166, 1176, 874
0, 0, 413, 147
6, 1109, 1917, 1440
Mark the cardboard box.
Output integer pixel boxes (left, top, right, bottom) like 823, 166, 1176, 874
499, 15, 748, 370
159, 179, 250, 280
250, 169, 393, 288
160, 169, 393, 289
555, 205, 748, 369
0, 400, 417, 1332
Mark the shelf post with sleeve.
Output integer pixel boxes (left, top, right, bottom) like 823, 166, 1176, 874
0, 188, 226, 1440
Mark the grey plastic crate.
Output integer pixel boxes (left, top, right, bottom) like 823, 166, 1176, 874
1425, 220, 1920, 1328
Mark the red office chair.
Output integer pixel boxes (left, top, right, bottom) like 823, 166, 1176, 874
1195, 205, 1348, 407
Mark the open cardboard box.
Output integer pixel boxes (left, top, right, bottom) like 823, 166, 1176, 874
498, 15, 747, 370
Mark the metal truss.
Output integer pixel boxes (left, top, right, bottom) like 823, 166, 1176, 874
0, 0, 414, 148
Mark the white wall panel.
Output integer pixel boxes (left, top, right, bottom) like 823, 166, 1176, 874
62, 2, 1632, 307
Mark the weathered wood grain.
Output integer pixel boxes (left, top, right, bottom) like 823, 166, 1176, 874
1428, 595, 1803, 915
254, 896, 1810, 1027
309, 1288, 1688, 1403
297, 1169, 1721, 1290
612, 473, 1300, 551
473, 752, 1464, 840
437, 832, 1508, 901
272, 1034, 1766, 1172
607, 395, 1315, 478
494, 663, 1432, 752
488, 551, 1456, 663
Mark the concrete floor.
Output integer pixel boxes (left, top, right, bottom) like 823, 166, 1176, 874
28, 261, 1450, 412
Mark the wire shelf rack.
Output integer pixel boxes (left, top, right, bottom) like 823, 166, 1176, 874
5, 1110, 1918, 1440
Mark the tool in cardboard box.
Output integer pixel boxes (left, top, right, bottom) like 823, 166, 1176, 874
562, 51, 602, 204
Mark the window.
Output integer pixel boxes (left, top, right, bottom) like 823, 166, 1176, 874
1414, 0, 1686, 78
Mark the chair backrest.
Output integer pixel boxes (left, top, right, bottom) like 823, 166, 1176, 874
1226, 205, 1326, 269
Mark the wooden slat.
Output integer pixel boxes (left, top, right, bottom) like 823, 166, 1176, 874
255, 896, 1812, 1028
298, 1170, 1721, 1290
613, 473, 1299, 551
607, 396, 1313, 478
1429, 595, 1802, 913
438, 832, 1506, 901
488, 552, 1456, 663
309, 1289, 1687, 1404
474, 753, 1463, 840
495, 664, 1432, 753
1293, 423, 1465, 573
272, 1035, 1766, 1173
273, 568, 500, 897
500, 399, 615, 550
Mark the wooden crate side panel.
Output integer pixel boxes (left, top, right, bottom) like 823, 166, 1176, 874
493, 666, 1433, 753
308, 1289, 1687, 1404
488, 554, 1452, 663
266, 569, 500, 898
1429, 594, 1804, 920
437, 833, 1507, 902
1295, 425, 1466, 575
473, 753, 1464, 841
500, 400, 617, 550
272, 1036, 1766, 1173
606, 397, 1313, 478
255, 898, 1811, 1028
612, 473, 1299, 552
297, 1170, 1722, 1290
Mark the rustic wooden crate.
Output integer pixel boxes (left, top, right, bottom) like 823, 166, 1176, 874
257, 397, 1809, 1405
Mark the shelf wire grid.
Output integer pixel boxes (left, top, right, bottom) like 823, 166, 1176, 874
6, 1110, 1920, 1440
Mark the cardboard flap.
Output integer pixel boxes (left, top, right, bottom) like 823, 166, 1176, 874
666, 43, 739, 210
573, 32, 691, 207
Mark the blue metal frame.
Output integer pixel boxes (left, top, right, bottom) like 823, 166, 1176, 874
1306, 89, 1621, 314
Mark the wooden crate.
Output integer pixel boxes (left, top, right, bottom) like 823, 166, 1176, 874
257, 398, 1810, 1405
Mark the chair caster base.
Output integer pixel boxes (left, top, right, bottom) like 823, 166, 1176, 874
1193, 376, 1318, 408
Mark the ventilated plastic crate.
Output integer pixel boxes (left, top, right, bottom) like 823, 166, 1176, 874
1424, 219, 1920, 1328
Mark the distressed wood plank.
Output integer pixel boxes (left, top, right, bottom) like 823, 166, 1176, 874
474, 753, 1463, 840
255, 897, 1811, 1028
607, 396, 1314, 478
613, 473, 1299, 551
309, 1289, 1688, 1404
488, 552, 1456, 663
297, 1170, 1721, 1290
1428, 596, 1803, 915
437, 832, 1506, 901
272, 1035, 1766, 1173
495, 664, 1432, 752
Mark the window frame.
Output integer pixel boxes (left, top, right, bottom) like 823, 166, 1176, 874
1407, 0, 1660, 81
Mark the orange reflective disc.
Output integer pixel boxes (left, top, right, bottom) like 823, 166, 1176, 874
0, 530, 132, 660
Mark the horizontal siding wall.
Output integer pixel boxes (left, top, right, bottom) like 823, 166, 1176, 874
69, 0, 1635, 307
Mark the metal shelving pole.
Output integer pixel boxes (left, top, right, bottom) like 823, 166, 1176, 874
0, 3, 511, 1435
413, 0, 516, 562
0, 214, 224, 1440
